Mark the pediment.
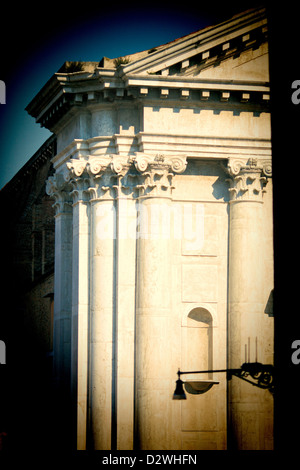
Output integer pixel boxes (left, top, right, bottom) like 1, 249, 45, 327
26, 7, 270, 132
121, 7, 268, 81
177, 42, 269, 82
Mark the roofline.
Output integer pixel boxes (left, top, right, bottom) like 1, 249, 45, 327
0, 134, 56, 193
120, 6, 266, 75
26, 6, 268, 128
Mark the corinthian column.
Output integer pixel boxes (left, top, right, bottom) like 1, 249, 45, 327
86, 155, 134, 450
226, 157, 272, 449
134, 154, 187, 450
46, 174, 73, 444
64, 160, 91, 450
84, 158, 116, 450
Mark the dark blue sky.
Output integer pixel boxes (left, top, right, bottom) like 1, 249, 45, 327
0, 2, 261, 189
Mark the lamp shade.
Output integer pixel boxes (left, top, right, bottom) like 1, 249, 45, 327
184, 380, 219, 394
172, 378, 186, 400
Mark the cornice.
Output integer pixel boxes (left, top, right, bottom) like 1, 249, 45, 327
26, 7, 269, 132
123, 75, 269, 92
119, 7, 267, 75
29, 81, 270, 132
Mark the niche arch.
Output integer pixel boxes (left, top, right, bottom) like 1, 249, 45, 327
181, 306, 214, 380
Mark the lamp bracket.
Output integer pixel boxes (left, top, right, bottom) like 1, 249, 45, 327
230, 362, 274, 394
177, 362, 274, 394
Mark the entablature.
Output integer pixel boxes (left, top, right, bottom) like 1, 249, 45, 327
51, 134, 272, 172
26, 7, 270, 132
29, 80, 270, 132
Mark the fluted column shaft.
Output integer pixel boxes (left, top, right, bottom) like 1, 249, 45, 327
46, 176, 73, 444
69, 177, 90, 450
134, 155, 187, 450
48, 154, 186, 450
227, 157, 272, 450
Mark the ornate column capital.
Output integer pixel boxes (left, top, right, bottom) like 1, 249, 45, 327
226, 157, 272, 203
134, 153, 187, 197
59, 154, 187, 201
46, 174, 73, 215
63, 155, 135, 201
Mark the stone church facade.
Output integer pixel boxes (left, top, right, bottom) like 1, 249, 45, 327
26, 7, 273, 450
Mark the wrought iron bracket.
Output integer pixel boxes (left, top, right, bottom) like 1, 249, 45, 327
229, 362, 274, 394
176, 362, 274, 395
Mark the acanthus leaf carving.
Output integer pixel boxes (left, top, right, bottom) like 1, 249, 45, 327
226, 157, 272, 202
50, 154, 188, 204
46, 174, 73, 215
134, 154, 187, 196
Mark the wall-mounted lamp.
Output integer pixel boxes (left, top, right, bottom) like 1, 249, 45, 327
173, 362, 274, 400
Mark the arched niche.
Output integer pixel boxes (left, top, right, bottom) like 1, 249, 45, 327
181, 307, 213, 380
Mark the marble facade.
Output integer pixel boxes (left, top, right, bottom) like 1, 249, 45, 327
26, 7, 273, 450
